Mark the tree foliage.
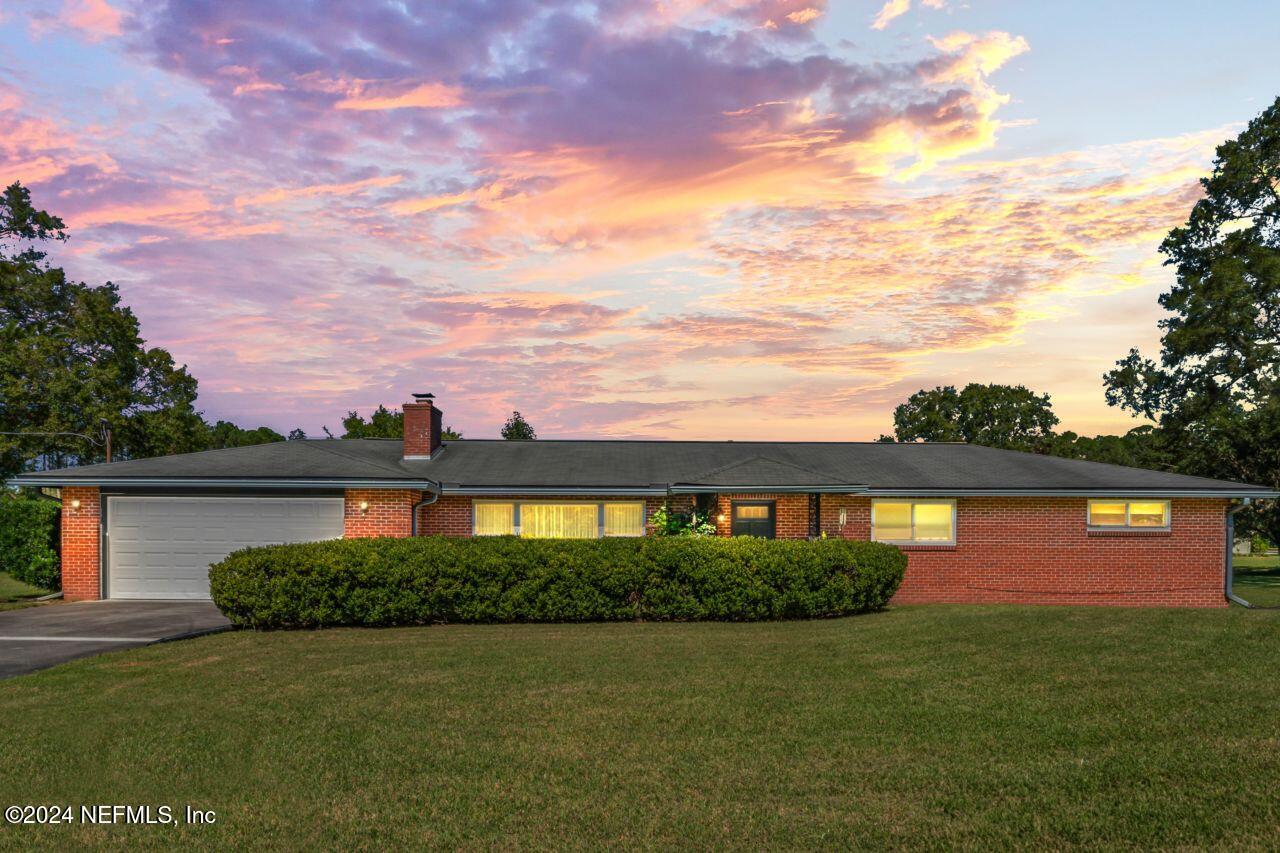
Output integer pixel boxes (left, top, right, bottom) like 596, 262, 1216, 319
0, 183, 288, 480
341, 404, 461, 440
0, 183, 207, 478
888, 383, 1059, 451
500, 410, 536, 440
206, 421, 287, 449
1104, 97, 1280, 541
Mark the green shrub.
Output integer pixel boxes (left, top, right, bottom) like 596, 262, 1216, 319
0, 498, 61, 590
210, 536, 906, 629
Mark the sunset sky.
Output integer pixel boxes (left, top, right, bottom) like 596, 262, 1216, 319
2, 1, 1278, 439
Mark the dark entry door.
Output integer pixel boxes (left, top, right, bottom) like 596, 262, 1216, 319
731, 501, 776, 538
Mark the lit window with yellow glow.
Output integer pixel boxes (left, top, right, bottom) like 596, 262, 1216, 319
871, 500, 955, 544
1088, 500, 1169, 529
520, 504, 598, 539
473, 502, 515, 536
603, 502, 645, 537
472, 501, 647, 538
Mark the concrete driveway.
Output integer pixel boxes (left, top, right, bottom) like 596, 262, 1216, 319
0, 601, 232, 679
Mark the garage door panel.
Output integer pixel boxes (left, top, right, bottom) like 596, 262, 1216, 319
107, 497, 343, 600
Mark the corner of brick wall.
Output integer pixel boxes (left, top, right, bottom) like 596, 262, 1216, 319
60, 486, 101, 600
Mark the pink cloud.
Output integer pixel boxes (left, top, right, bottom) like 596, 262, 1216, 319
334, 82, 465, 111
0, 1, 1225, 440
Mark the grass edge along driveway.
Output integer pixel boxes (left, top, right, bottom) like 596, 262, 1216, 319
2, 605, 1280, 849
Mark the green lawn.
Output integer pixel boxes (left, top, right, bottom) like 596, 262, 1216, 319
1232, 554, 1280, 607
3, 607, 1280, 849
0, 570, 52, 611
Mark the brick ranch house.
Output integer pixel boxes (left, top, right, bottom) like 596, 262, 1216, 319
14, 393, 1276, 608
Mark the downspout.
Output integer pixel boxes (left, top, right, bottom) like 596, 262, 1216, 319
410, 486, 441, 537
1226, 498, 1253, 607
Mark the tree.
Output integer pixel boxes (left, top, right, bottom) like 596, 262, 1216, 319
888, 383, 1058, 451
0, 183, 209, 479
1104, 98, 1280, 542
205, 421, 286, 449
341, 405, 401, 439
1044, 426, 1171, 470
287, 428, 307, 441
501, 410, 537, 440
341, 405, 462, 440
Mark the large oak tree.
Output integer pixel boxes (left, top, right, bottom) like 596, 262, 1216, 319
1105, 98, 1280, 541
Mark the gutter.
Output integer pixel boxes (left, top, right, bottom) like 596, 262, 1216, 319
863, 488, 1280, 498
410, 487, 441, 536
669, 484, 868, 494
1226, 498, 1254, 608
8, 476, 440, 490
442, 486, 671, 496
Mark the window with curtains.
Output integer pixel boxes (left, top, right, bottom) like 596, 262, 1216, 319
472, 501, 647, 538
871, 499, 955, 544
1087, 500, 1170, 529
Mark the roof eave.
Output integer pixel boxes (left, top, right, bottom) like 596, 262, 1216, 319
441, 485, 671, 496
863, 488, 1279, 498
669, 484, 868, 493
9, 476, 440, 490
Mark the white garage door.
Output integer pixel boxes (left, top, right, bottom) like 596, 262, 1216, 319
106, 496, 344, 600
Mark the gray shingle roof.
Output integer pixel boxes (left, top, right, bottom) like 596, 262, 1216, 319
12, 438, 1274, 496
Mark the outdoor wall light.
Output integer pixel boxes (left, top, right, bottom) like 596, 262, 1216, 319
717, 513, 726, 523
359, 500, 370, 512
838, 508, 847, 528
71, 499, 81, 510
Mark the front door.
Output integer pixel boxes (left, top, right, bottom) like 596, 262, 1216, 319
731, 501, 776, 538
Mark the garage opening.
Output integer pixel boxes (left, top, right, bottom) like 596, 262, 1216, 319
105, 496, 344, 600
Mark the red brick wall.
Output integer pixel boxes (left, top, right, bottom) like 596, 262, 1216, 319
60, 486, 101, 600
344, 489, 420, 538
817, 495, 1227, 608
413, 490, 1226, 608
417, 494, 693, 536
713, 493, 810, 538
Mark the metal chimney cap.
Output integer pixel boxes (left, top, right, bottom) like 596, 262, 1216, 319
411, 392, 435, 401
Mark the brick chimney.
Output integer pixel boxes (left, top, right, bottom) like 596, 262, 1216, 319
403, 392, 443, 459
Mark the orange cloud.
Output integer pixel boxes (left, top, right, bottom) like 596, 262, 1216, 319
872, 0, 945, 30
334, 82, 464, 111
235, 175, 404, 208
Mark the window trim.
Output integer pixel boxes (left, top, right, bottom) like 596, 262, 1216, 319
871, 498, 957, 546
472, 499, 647, 538
1086, 499, 1171, 531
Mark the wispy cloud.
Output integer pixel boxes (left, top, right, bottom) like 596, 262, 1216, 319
0, 0, 1225, 438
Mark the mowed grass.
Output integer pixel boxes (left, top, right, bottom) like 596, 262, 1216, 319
0, 571, 51, 611
3, 607, 1280, 850
1233, 554, 1280, 607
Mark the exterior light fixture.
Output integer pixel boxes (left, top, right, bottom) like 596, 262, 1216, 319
359, 500, 370, 512
717, 513, 726, 523
71, 499, 81, 510
838, 508, 847, 527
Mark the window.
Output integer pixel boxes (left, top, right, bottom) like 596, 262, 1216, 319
474, 502, 515, 536
872, 500, 955, 544
521, 504, 598, 539
1088, 500, 1170, 529
735, 505, 770, 520
604, 502, 645, 537
473, 501, 647, 538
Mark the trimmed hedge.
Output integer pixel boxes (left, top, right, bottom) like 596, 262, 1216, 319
209, 535, 906, 628
0, 498, 61, 590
